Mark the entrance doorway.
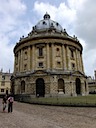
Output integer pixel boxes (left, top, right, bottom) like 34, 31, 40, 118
36, 78, 45, 97
76, 78, 81, 95
6, 90, 8, 95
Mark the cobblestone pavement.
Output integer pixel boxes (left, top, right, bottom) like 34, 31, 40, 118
0, 99, 96, 128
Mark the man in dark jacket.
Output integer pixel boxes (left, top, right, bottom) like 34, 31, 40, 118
8, 95, 14, 113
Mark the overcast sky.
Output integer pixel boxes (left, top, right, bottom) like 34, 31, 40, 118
0, 0, 96, 77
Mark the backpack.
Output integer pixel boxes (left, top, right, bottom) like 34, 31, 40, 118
8, 97, 13, 103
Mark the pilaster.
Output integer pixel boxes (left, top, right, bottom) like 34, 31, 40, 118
28, 47, 31, 71
81, 54, 84, 73
62, 44, 67, 70
32, 45, 35, 70
66, 45, 70, 70
46, 43, 50, 69
18, 51, 21, 72
20, 49, 23, 72
52, 43, 55, 69
76, 49, 79, 70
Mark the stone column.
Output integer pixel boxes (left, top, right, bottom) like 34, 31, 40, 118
62, 44, 64, 70
81, 54, 84, 73
20, 49, 23, 72
14, 54, 16, 73
19, 50, 21, 72
46, 43, 50, 69
28, 47, 31, 71
66, 45, 70, 70
79, 52, 82, 72
30, 47, 32, 70
76, 49, 79, 70
72, 81, 77, 96
18, 51, 21, 72
52, 43, 55, 69
62, 44, 67, 70
74, 50, 77, 70
81, 81, 85, 96
32, 45, 35, 71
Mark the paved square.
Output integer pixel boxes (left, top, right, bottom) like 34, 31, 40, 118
0, 99, 96, 128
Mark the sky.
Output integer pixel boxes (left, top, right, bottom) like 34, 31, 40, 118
0, 0, 96, 77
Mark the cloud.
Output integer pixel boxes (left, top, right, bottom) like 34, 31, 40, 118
0, 0, 27, 32
1, 0, 95, 77
83, 49, 96, 76
75, 0, 96, 49
0, 0, 27, 72
74, 0, 96, 76
67, 0, 86, 10
33, 1, 76, 33
0, 33, 14, 72
33, 0, 96, 76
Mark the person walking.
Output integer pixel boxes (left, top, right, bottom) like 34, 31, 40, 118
2, 95, 7, 112
8, 94, 14, 113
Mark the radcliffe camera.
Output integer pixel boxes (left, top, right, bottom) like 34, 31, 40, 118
13, 13, 88, 97
0, 1, 96, 128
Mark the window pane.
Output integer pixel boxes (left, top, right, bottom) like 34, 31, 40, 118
1, 89, 4, 92
39, 62, 43, 67
39, 48, 43, 56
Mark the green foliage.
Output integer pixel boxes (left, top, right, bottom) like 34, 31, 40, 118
28, 95, 96, 106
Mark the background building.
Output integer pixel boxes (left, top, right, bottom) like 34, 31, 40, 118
0, 71, 12, 97
88, 71, 96, 94
12, 13, 89, 97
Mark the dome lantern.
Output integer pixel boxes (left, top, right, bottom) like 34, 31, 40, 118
43, 12, 50, 20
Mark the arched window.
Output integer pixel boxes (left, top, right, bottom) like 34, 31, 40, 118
58, 79, 65, 93
21, 80, 25, 93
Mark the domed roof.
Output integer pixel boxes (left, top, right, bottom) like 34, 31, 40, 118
33, 12, 64, 33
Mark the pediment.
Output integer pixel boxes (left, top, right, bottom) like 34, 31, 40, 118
71, 71, 86, 77
34, 70, 47, 75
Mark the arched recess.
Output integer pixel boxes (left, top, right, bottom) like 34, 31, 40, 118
36, 78, 45, 97
76, 78, 81, 95
58, 79, 65, 93
21, 80, 25, 93
85, 81, 87, 93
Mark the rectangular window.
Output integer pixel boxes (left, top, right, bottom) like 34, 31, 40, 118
39, 62, 43, 67
2, 75, 5, 80
39, 48, 43, 56
1, 89, 4, 92
57, 61, 61, 68
1, 81, 5, 86
24, 51, 28, 60
24, 64, 27, 70
72, 63, 75, 70
70, 49, 74, 59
